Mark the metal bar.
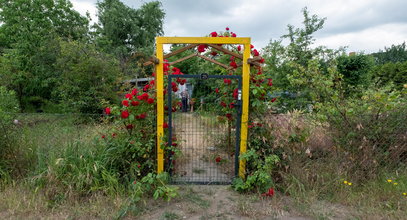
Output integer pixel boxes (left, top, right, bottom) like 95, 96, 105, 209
235, 77, 243, 177
167, 76, 173, 174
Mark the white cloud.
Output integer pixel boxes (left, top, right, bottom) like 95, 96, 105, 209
316, 23, 407, 53
71, 0, 98, 23
72, 0, 407, 53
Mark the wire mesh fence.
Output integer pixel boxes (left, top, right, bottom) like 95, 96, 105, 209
249, 110, 407, 181
1, 107, 405, 184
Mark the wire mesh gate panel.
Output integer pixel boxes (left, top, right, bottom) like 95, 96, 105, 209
166, 74, 242, 184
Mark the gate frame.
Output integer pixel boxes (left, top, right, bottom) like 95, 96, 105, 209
155, 37, 251, 179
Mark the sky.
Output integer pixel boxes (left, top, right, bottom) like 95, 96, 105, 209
71, 0, 407, 53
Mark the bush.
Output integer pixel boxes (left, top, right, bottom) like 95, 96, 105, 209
53, 40, 122, 114
0, 86, 22, 181
371, 61, 407, 90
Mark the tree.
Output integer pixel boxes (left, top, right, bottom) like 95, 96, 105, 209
0, 0, 89, 111
372, 42, 407, 65
94, 0, 164, 59
262, 7, 343, 111
371, 61, 407, 90
337, 53, 374, 96
53, 40, 122, 114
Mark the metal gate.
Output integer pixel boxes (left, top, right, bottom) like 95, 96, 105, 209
166, 74, 242, 184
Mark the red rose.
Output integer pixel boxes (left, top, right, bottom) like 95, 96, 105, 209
122, 100, 129, 107
121, 110, 129, 119
215, 156, 221, 163
172, 86, 178, 92
125, 93, 133, 100
220, 101, 227, 107
149, 80, 155, 85
233, 88, 238, 99
237, 45, 241, 51
226, 27, 229, 31
147, 98, 154, 104
126, 124, 134, 130
230, 61, 237, 69
210, 31, 217, 37
262, 188, 275, 197
224, 79, 231, 85
197, 44, 207, 53
105, 107, 111, 115
163, 123, 169, 128
101, 135, 105, 139
215, 88, 219, 93
131, 101, 139, 106
252, 49, 259, 56
112, 133, 117, 138
229, 103, 235, 109
131, 88, 138, 95
250, 44, 254, 49
268, 79, 273, 86
143, 84, 150, 92
139, 113, 146, 119
231, 33, 236, 37
171, 143, 177, 147
271, 97, 277, 103
210, 51, 217, 56
226, 113, 232, 120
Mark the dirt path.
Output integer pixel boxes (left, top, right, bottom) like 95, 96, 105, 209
172, 113, 234, 183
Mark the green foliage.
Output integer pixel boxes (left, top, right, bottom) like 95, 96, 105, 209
371, 60, 407, 90
53, 40, 122, 114
337, 53, 374, 95
372, 42, 407, 65
94, 0, 164, 57
0, 0, 90, 111
263, 7, 343, 111
0, 86, 20, 181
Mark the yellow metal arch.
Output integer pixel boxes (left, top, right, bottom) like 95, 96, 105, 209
156, 37, 250, 179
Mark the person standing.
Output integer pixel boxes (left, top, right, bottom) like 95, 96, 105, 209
181, 88, 189, 112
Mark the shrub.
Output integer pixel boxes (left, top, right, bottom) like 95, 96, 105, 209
0, 86, 21, 181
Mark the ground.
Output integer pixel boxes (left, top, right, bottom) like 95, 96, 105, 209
0, 184, 358, 219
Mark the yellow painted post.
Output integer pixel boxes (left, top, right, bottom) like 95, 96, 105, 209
239, 41, 251, 179
156, 40, 164, 174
